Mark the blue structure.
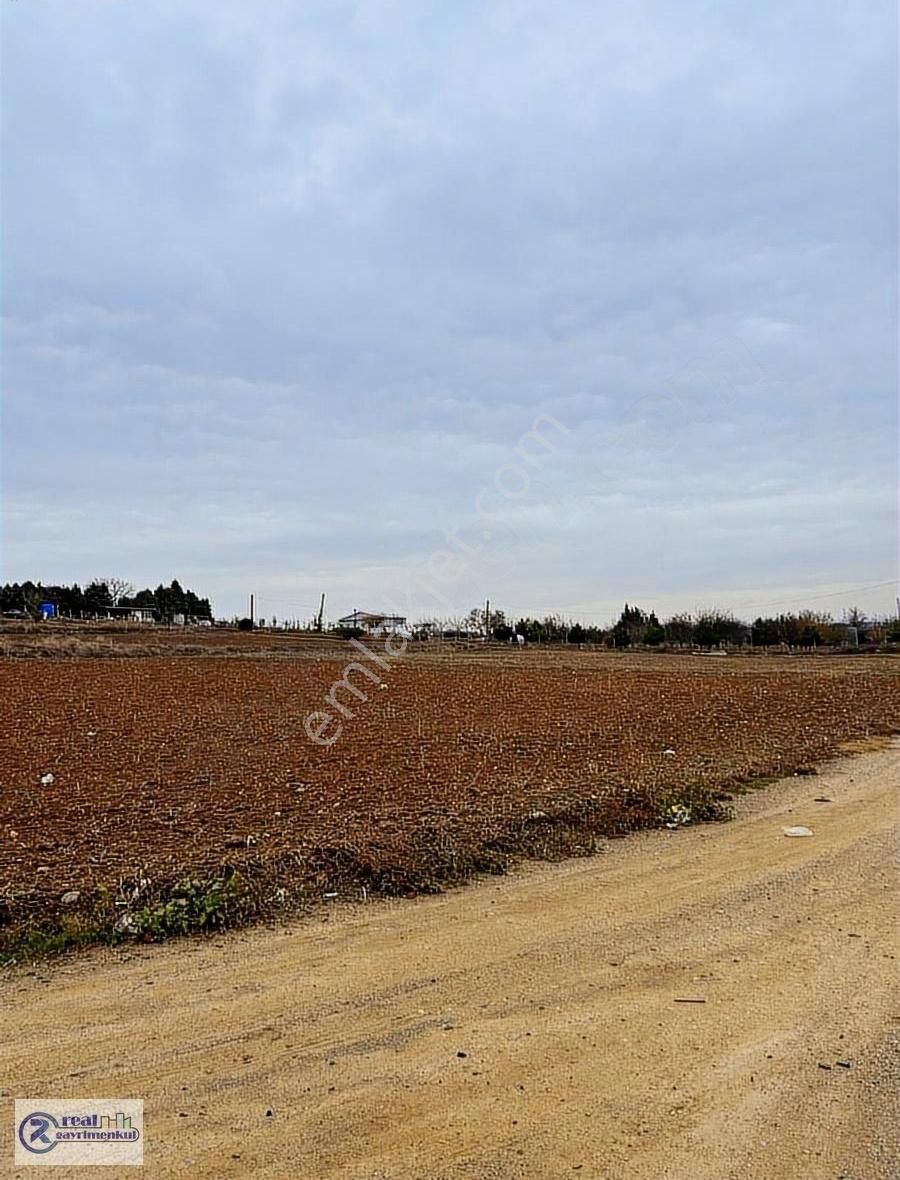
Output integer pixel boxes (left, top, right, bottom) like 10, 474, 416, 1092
39, 602, 56, 620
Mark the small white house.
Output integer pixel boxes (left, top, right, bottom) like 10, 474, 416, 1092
337, 610, 410, 638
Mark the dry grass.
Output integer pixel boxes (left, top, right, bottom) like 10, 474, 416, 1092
0, 622, 345, 661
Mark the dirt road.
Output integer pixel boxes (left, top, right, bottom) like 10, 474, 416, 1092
3, 742, 898, 1179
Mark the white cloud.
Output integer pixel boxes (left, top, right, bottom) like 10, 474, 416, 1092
1, 0, 895, 618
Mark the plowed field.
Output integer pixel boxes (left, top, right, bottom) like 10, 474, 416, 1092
1, 648, 898, 947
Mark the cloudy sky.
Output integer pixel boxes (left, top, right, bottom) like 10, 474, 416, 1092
2, 0, 896, 624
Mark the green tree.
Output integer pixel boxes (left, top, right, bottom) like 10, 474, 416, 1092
84, 580, 113, 615
664, 613, 694, 645
642, 612, 665, 646
694, 609, 746, 648
612, 604, 647, 647
797, 625, 821, 647
751, 616, 780, 646
568, 622, 586, 644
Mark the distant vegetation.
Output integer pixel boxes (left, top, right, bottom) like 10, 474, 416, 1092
0, 578, 213, 622
3, 644, 899, 958
415, 602, 900, 649
3, 580, 898, 649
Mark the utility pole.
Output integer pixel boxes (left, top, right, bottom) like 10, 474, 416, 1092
316, 592, 326, 633
485, 598, 490, 640
249, 593, 255, 627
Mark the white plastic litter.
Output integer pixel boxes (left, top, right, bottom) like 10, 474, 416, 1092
113, 913, 139, 936
39, 773, 54, 786
664, 803, 692, 829
783, 825, 814, 838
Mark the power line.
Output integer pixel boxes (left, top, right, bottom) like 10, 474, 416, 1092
729, 579, 898, 613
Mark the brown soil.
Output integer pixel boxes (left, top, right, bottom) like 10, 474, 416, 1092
1, 651, 898, 942
2, 742, 897, 1178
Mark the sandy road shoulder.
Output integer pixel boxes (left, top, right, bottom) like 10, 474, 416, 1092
1, 741, 898, 1180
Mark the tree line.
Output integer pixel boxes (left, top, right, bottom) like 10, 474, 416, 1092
0, 579, 213, 622
5, 581, 895, 646
413, 602, 899, 648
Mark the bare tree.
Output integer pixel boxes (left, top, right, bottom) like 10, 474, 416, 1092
102, 577, 135, 606
842, 606, 867, 629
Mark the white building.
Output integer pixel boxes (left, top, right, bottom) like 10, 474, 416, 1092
337, 610, 410, 638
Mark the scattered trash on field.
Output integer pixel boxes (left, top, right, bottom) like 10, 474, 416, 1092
113, 913, 139, 936
39, 773, 54, 786
664, 803, 692, 829
783, 826, 814, 837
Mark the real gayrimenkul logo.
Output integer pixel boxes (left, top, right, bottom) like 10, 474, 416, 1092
15, 1099, 143, 1167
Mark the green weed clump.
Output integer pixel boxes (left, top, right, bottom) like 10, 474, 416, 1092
133, 875, 245, 939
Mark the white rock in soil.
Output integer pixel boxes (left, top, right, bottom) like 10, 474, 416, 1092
783, 825, 814, 838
